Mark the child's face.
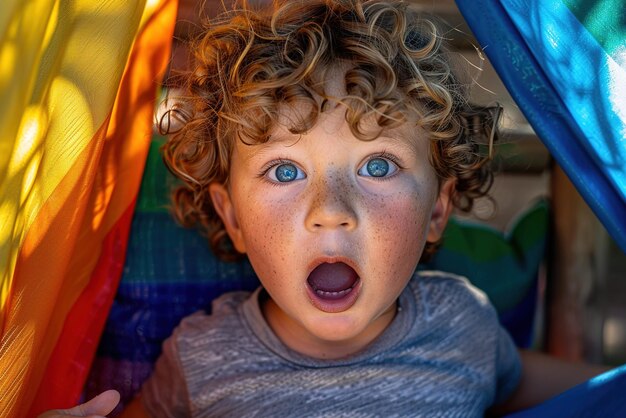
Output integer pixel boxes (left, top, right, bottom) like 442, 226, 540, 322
210, 106, 453, 358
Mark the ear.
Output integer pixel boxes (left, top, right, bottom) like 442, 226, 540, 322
426, 179, 455, 243
209, 182, 246, 253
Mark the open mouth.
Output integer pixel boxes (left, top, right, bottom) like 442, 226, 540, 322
306, 262, 361, 313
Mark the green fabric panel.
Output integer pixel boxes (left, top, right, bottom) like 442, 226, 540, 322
442, 222, 512, 261
509, 199, 550, 254
441, 200, 549, 262
563, 0, 626, 58
135, 135, 178, 213
426, 199, 549, 313
432, 244, 544, 313
121, 212, 256, 285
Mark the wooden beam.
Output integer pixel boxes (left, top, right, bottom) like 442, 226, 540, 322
547, 164, 605, 361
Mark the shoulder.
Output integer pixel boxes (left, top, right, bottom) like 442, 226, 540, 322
171, 291, 253, 350
409, 270, 497, 323
411, 270, 490, 303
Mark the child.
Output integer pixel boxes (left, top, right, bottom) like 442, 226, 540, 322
42, 0, 607, 417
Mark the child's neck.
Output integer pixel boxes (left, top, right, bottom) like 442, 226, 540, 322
261, 295, 397, 360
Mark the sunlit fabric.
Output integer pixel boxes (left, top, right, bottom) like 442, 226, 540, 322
0, 0, 176, 416
456, 0, 626, 252
505, 364, 626, 417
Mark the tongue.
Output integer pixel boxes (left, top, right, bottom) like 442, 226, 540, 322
307, 262, 358, 292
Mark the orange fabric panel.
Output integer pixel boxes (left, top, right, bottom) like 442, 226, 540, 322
29, 0, 177, 413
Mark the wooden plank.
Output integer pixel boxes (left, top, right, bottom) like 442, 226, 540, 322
547, 164, 604, 361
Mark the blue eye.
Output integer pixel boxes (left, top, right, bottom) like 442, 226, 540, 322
366, 158, 389, 177
358, 157, 398, 178
268, 162, 305, 183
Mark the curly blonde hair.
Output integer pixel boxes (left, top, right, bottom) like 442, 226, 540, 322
159, 0, 498, 261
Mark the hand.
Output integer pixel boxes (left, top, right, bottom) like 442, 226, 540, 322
38, 390, 120, 418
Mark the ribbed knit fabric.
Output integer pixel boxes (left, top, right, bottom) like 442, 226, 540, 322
142, 271, 521, 417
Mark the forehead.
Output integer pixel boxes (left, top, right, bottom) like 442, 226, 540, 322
234, 103, 430, 163
277, 101, 426, 142
233, 64, 431, 157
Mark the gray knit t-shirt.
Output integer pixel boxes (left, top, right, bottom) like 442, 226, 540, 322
142, 271, 521, 417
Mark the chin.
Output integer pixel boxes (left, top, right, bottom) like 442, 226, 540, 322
305, 314, 370, 343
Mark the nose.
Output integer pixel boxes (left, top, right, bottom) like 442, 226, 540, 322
305, 176, 358, 231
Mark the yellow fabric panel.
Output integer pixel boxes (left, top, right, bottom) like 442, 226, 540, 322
0, 0, 146, 319
0, 0, 176, 416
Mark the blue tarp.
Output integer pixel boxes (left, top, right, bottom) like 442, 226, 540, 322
456, 0, 626, 252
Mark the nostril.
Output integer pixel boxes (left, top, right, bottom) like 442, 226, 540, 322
312, 221, 350, 229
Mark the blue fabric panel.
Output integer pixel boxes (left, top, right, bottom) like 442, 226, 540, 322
455, 0, 626, 252
503, 0, 626, 205
95, 212, 260, 362
498, 279, 537, 348
99, 283, 228, 361
505, 364, 626, 417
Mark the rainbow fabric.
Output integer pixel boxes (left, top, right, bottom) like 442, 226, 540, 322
0, 0, 176, 416
456, 0, 626, 252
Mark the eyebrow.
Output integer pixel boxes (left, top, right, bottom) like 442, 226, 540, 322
366, 134, 426, 155
238, 133, 303, 160
264, 133, 303, 146
239, 122, 427, 160
256, 130, 424, 152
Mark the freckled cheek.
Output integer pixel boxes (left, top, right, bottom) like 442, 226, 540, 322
364, 192, 430, 280
237, 194, 299, 283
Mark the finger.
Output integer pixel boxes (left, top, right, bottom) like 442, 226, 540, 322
71, 390, 120, 417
